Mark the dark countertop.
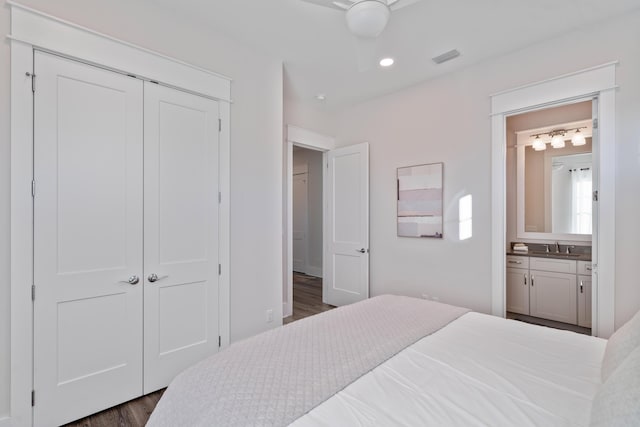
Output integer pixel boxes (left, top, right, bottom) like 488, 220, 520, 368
506, 251, 592, 262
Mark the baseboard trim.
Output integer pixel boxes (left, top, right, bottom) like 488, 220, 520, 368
305, 266, 322, 278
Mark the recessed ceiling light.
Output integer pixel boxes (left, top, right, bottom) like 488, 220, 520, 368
315, 94, 326, 101
379, 57, 394, 67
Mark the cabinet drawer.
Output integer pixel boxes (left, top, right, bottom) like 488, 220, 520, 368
506, 255, 529, 269
530, 257, 576, 274
578, 261, 593, 275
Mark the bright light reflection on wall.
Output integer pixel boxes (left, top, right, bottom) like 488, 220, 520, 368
459, 195, 473, 240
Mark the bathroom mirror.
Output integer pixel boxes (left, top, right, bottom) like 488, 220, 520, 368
516, 119, 593, 241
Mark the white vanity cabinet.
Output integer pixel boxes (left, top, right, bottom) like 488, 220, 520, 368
506, 256, 530, 315
530, 270, 577, 324
529, 257, 578, 324
506, 255, 591, 327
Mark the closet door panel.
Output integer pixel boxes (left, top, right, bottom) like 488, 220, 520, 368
144, 83, 220, 393
33, 51, 144, 426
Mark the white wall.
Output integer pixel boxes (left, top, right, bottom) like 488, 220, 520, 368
333, 10, 640, 327
0, 0, 283, 417
293, 148, 324, 276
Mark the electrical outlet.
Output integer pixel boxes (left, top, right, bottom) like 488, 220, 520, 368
266, 309, 274, 323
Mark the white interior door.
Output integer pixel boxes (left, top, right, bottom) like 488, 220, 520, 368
33, 51, 144, 426
324, 143, 369, 306
292, 172, 308, 273
143, 83, 220, 393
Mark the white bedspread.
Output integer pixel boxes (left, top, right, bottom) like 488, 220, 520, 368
292, 312, 606, 427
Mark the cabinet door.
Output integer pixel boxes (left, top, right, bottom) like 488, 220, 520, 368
530, 271, 577, 324
506, 268, 529, 315
578, 275, 593, 328
143, 82, 220, 393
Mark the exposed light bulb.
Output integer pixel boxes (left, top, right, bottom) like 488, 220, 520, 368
551, 134, 565, 149
571, 129, 586, 146
532, 136, 546, 151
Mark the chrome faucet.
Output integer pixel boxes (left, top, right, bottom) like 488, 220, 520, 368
554, 241, 561, 253
544, 244, 550, 253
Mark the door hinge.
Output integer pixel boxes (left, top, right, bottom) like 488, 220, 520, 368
218, 336, 221, 347
218, 264, 221, 275
26, 72, 35, 93
593, 190, 599, 202
593, 118, 599, 129
31, 390, 35, 407
218, 118, 222, 132
31, 180, 36, 197
31, 285, 35, 301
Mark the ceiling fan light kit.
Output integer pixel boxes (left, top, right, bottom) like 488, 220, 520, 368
345, 0, 391, 38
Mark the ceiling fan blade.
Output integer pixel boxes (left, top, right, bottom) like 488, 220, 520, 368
332, 1, 353, 9
353, 36, 378, 72
388, 0, 423, 11
299, 0, 351, 11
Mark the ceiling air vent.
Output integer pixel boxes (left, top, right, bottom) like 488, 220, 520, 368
432, 49, 460, 65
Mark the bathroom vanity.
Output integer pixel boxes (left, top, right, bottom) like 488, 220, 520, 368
506, 251, 592, 328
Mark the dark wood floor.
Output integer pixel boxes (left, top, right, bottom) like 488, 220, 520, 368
63, 272, 331, 426
63, 389, 164, 427
284, 272, 335, 324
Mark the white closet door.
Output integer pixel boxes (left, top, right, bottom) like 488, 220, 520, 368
143, 83, 220, 393
33, 51, 144, 426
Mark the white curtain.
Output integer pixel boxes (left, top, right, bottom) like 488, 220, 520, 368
571, 168, 592, 234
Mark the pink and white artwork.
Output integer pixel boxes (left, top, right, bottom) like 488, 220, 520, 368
397, 162, 443, 238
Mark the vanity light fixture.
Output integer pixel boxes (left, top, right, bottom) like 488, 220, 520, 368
530, 126, 588, 150
551, 133, 566, 149
532, 135, 546, 151
571, 128, 586, 146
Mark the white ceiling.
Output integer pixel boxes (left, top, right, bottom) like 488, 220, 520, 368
153, 0, 640, 110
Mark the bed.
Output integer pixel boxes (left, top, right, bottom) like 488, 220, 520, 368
148, 295, 640, 427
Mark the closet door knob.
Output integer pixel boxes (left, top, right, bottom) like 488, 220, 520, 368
148, 273, 168, 283
121, 275, 139, 285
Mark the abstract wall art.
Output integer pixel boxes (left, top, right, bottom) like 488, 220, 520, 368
397, 162, 443, 238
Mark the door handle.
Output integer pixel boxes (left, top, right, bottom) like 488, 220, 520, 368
531, 275, 534, 287
580, 280, 584, 294
120, 275, 139, 285
147, 273, 168, 283
524, 274, 527, 286
356, 248, 367, 254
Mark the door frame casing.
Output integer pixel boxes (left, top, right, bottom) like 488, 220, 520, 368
9, 3, 231, 425
283, 126, 335, 317
490, 62, 617, 338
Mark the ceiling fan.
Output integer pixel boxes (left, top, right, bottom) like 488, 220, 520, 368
300, 0, 422, 70
302, 0, 421, 37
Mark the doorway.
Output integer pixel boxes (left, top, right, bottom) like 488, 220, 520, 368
505, 100, 595, 334
289, 146, 331, 322
283, 126, 370, 320
490, 62, 616, 338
